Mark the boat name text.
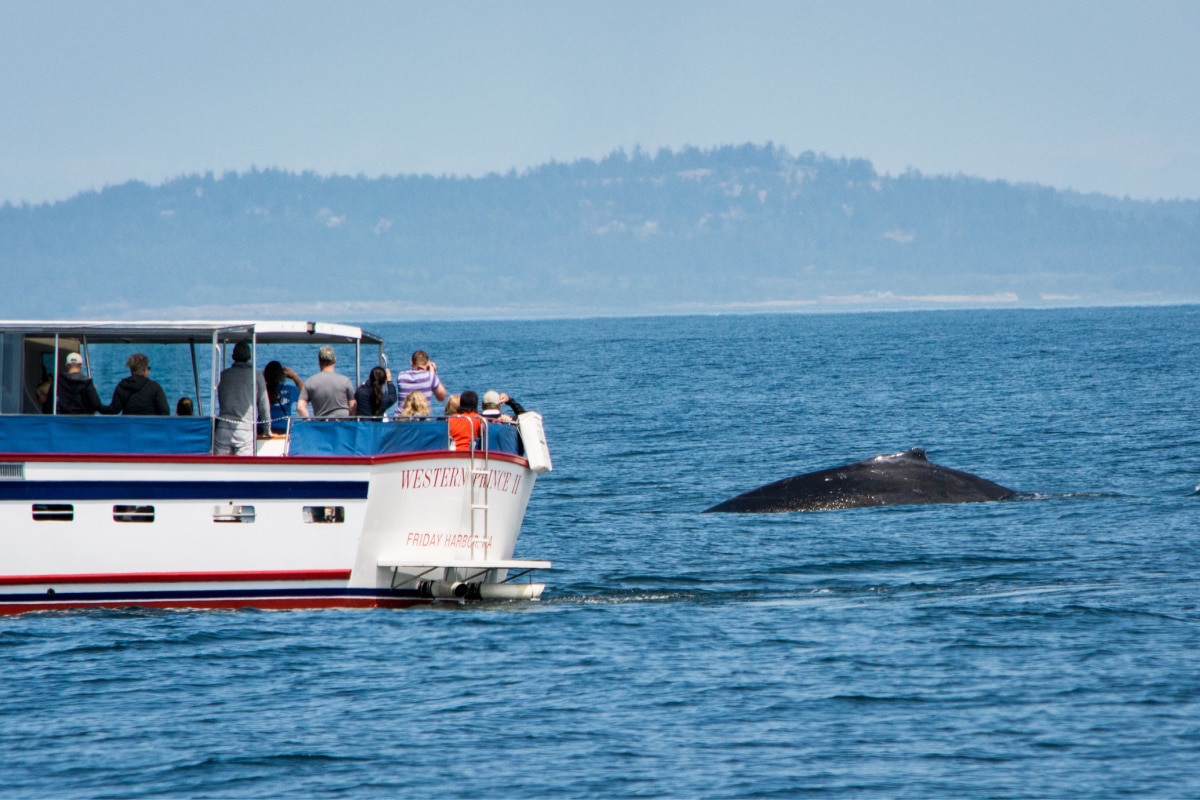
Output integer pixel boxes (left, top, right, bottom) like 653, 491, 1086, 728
394, 466, 522, 495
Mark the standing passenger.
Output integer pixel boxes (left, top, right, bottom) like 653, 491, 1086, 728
213, 342, 270, 456
354, 366, 396, 418
297, 346, 356, 418
396, 350, 447, 407
263, 360, 304, 432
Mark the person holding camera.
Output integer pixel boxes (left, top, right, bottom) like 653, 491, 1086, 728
395, 349, 447, 408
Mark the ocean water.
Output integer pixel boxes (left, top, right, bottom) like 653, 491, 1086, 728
3, 306, 1199, 798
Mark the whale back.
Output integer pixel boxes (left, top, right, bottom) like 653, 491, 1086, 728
705, 447, 1013, 513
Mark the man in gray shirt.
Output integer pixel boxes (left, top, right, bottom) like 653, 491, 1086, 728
297, 346, 356, 418
214, 341, 271, 455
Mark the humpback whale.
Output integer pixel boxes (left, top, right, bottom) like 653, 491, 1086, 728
705, 447, 1014, 513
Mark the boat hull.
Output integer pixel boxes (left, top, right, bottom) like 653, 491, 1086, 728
0, 450, 539, 614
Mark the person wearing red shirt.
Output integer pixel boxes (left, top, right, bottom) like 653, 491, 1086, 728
448, 390, 485, 451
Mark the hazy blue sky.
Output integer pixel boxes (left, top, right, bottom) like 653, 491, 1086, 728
2, 0, 1199, 205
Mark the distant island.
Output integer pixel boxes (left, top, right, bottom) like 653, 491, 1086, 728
2, 144, 1198, 319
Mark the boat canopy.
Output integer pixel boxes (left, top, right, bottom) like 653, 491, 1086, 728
0, 320, 385, 416
0, 320, 383, 346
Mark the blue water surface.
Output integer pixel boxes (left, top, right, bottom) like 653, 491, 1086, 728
3, 306, 1199, 798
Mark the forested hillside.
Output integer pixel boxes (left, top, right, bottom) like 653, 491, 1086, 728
2, 144, 1198, 318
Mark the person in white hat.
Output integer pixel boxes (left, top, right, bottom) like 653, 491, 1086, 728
480, 390, 526, 423
48, 352, 106, 415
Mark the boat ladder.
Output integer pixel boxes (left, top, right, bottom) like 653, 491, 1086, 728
467, 418, 490, 560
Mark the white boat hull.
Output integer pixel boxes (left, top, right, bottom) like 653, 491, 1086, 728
0, 450, 543, 613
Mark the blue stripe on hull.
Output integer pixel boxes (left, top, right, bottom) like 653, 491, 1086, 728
0, 480, 369, 501
0, 586, 422, 603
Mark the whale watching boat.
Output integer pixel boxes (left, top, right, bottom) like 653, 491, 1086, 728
0, 320, 552, 614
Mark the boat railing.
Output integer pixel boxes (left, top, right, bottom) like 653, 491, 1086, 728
0, 413, 525, 459
280, 415, 522, 459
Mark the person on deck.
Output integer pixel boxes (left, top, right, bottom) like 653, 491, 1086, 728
297, 346, 356, 418
263, 360, 304, 433
481, 390, 526, 423
48, 352, 107, 415
448, 390, 485, 451
354, 366, 396, 418
106, 353, 170, 415
213, 341, 271, 456
397, 390, 430, 418
396, 350, 447, 407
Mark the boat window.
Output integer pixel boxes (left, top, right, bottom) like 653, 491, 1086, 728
32, 503, 73, 522
303, 506, 345, 524
0, 463, 25, 480
113, 505, 155, 523
213, 504, 256, 523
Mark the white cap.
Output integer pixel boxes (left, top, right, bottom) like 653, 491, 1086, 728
65, 352, 83, 365
482, 390, 501, 406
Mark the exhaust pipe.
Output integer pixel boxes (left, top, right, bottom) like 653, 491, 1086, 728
418, 581, 546, 602
478, 583, 545, 601
426, 581, 469, 600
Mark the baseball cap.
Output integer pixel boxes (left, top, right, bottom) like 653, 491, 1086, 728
65, 352, 84, 365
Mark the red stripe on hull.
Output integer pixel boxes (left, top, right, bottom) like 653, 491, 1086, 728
0, 596, 428, 615
0, 569, 353, 586
0, 451, 529, 468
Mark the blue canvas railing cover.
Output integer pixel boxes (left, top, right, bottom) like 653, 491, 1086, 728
0, 416, 523, 458
0, 415, 213, 455
286, 419, 522, 457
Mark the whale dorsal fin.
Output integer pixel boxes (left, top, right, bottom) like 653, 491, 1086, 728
907, 447, 928, 460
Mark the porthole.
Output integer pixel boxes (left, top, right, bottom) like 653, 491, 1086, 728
213, 503, 255, 523
32, 503, 73, 522
303, 506, 345, 524
114, 505, 155, 523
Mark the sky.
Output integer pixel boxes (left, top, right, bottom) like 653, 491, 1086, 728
2, 0, 1199, 206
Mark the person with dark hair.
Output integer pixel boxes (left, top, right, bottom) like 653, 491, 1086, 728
214, 341, 271, 455
49, 352, 107, 415
263, 360, 304, 433
448, 390, 485, 451
354, 366, 396, 418
176, 397, 194, 416
106, 353, 170, 415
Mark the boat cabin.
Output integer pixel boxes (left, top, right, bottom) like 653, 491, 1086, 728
0, 320, 526, 460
